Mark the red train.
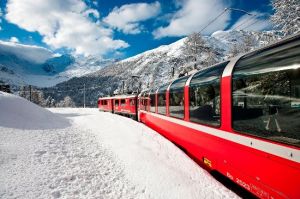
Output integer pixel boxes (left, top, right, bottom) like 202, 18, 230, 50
98, 95, 138, 119
99, 33, 300, 199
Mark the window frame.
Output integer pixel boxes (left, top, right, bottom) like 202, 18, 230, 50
169, 75, 190, 119
188, 62, 228, 128
115, 99, 119, 106
157, 83, 170, 115
149, 89, 158, 113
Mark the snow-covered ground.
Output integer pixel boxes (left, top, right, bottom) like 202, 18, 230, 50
0, 92, 240, 198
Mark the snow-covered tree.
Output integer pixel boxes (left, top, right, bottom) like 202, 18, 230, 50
271, 0, 300, 36
57, 96, 75, 107
205, 50, 218, 66
31, 90, 44, 105
228, 35, 256, 58
228, 44, 240, 58
242, 36, 255, 52
182, 32, 207, 62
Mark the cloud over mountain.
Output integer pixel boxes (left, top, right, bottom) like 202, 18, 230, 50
5, 0, 129, 57
153, 0, 231, 38
0, 40, 54, 64
104, 1, 161, 34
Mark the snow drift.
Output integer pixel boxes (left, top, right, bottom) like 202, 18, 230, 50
0, 91, 70, 129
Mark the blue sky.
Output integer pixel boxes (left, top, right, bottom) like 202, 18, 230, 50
0, 0, 273, 59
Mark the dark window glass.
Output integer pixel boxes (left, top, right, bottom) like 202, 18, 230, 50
232, 37, 300, 147
149, 89, 157, 113
115, 99, 119, 106
169, 75, 190, 119
103, 100, 107, 105
157, 83, 170, 115
189, 62, 228, 126
121, 99, 126, 106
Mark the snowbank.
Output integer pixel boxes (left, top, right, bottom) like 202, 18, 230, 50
0, 104, 239, 198
0, 92, 70, 129
65, 109, 240, 199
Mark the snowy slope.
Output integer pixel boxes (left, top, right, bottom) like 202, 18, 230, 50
0, 91, 69, 129
0, 92, 239, 198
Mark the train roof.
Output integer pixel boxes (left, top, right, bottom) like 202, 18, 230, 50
99, 94, 137, 100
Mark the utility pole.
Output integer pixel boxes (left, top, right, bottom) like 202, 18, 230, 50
29, 85, 32, 102
83, 83, 86, 108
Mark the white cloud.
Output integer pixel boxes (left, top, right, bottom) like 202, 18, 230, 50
5, 0, 129, 57
104, 1, 161, 34
230, 12, 271, 31
153, 0, 231, 39
9, 37, 19, 43
0, 40, 54, 64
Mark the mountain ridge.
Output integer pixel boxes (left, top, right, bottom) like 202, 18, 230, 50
41, 29, 278, 107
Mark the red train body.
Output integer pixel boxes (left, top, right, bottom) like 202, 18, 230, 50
99, 34, 300, 198
98, 95, 137, 119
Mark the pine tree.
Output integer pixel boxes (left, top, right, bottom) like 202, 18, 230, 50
271, 0, 300, 36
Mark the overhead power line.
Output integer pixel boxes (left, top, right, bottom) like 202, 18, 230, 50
199, 8, 229, 34
199, 7, 254, 34
232, 14, 257, 31
242, 19, 263, 30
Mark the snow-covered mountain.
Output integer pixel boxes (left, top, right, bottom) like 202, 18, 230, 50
0, 41, 115, 87
42, 30, 279, 107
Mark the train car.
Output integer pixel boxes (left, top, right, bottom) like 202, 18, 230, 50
98, 97, 114, 112
138, 33, 300, 199
112, 95, 138, 119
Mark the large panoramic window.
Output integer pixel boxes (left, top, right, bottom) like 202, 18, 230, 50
189, 62, 228, 126
157, 83, 169, 115
232, 37, 300, 147
169, 75, 190, 119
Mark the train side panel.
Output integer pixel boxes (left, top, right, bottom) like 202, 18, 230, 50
140, 110, 300, 199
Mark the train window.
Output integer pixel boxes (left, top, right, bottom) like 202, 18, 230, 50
149, 90, 156, 113
169, 75, 190, 119
157, 83, 170, 115
103, 100, 107, 105
189, 62, 228, 126
115, 99, 119, 106
121, 99, 126, 106
143, 91, 150, 111
130, 99, 135, 106
232, 37, 300, 147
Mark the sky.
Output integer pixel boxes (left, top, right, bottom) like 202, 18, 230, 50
0, 0, 273, 59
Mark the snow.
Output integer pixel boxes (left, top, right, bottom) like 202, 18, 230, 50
0, 92, 69, 129
0, 92, 239, 198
